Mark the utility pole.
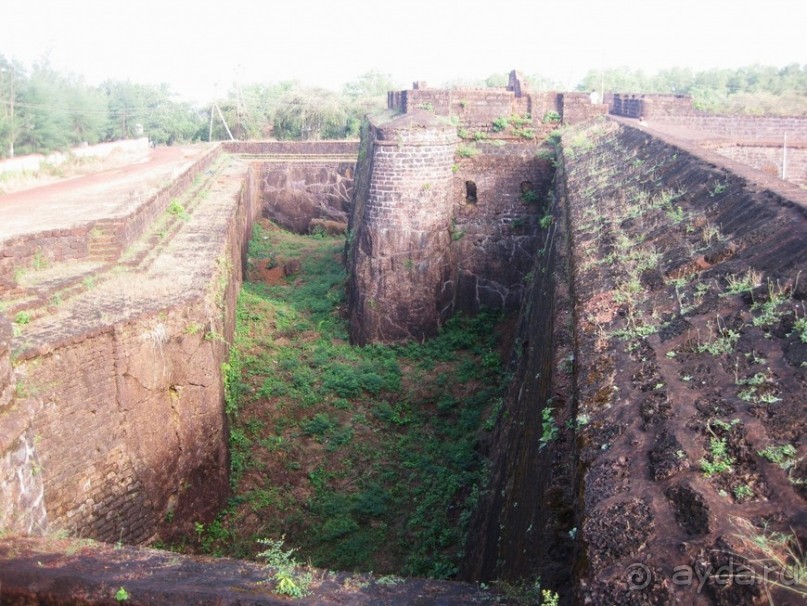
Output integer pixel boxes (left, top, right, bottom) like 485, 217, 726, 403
208, 103, 215, 142
600, 70, 604, 105
214, 102, 235, 141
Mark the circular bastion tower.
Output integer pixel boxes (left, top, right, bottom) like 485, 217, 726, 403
347, 110, 458, 344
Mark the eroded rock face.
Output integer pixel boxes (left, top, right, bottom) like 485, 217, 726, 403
347, 111, 458, 344
261, 163, 353, 233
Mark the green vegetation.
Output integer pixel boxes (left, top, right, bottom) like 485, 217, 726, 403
167, 199, 189, 220
114, 587, 129, 602
733, 484, 754, 501
576, 64, 807, 115
0, 59, 393, 157
256, 536, 313, 598
735, 522, 807, 601
456, 144, 478, 158
751, 279, 789, 327
709, 181, 728, 197
795, 315, 807, 343
722, 269, 762, 296
191, 221, 508, 580
699, 419, 737, 477
521, 188, 540, 204
491, 116, 509, 132
759, 444, 797, 465
700, 435, 734, 476
539, 406, 558, 449
449, 219, 466, 241
758, 443, 800, 471
697, 317, 740, 356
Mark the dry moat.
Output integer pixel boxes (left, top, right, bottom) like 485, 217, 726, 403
1, 78, 806, 605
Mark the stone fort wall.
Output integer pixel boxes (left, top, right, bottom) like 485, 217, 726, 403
452, 142, 554, 313
0, 147, 222, 294
388, 74, 605, 133
610, 93, 807, 141
0, 160, 261, 543
347, 108, 557, 344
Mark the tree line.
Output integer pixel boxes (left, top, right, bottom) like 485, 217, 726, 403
0, 59, 394, 159
1, 58, 805, 159
576, 64, 807, 114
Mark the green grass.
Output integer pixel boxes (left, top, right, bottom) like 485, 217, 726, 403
194, 221, 508, 579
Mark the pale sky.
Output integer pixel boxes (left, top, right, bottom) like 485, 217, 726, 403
3, 0, 805, 103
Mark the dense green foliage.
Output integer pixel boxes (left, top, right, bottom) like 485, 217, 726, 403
0, 57, 202, 156
0, 62, 393, 157
187, 222, 508, 578
577, 64, 807, 114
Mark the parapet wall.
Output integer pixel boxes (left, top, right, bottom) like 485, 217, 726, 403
0, 146, 222, 290
222, 140, 359, 156
712, 143, 807, 185
611, 93, 696, 118
117, 146, 222, 255
654, 114, 807, 141
611, 93, 807, 141
391, 88, 520, 130
388, 87, 604, 131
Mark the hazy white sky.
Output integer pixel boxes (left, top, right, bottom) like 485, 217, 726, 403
3, 0, 805, 102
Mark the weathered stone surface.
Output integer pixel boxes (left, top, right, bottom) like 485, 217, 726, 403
452, 143, 554, 313
260, 162, 353, 233
0, 156, 256, 546
347, 111, 459, 344
0, 428, 48, 535
347, 111, 556, 343
0, 315, 11, 410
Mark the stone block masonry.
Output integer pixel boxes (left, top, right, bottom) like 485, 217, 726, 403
223, 140, 358, 234
388, 72, 606, 133
0, 315, 12, 410
452, 143, 554, 312
11, 308, 231, 544
347, 111, 459, 344
0, 155, 260, 544
712, 143, 807, 185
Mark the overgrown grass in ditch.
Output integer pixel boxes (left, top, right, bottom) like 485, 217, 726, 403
196, 221, 507, 579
